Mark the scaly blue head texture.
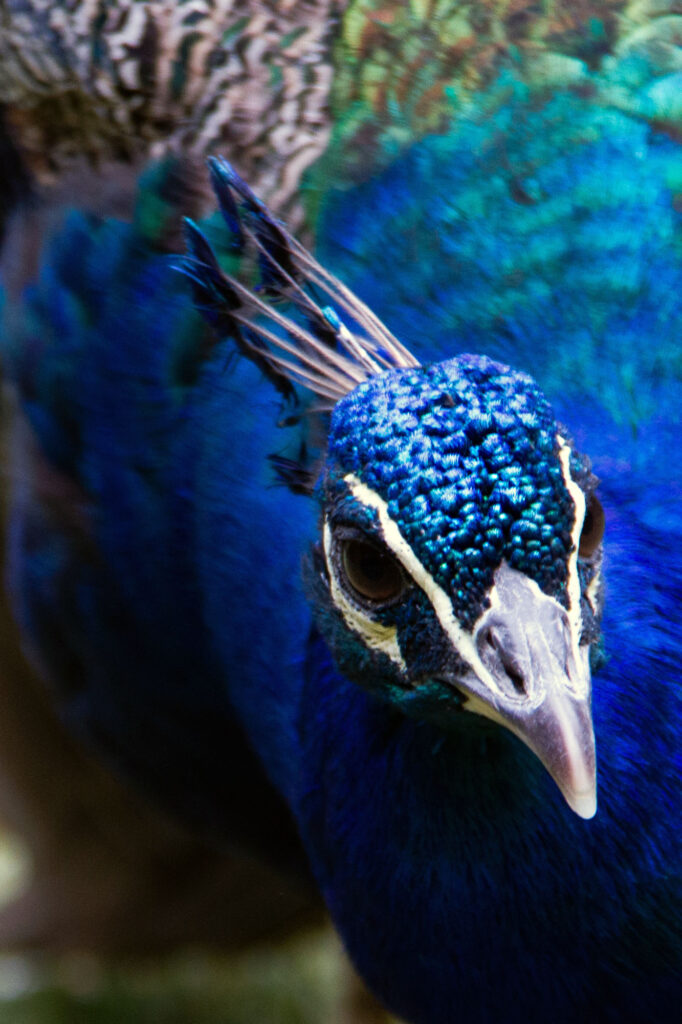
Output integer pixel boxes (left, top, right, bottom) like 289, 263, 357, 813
327, 357, 581, 622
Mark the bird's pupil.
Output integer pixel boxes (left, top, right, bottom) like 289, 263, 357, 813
341, 539, 403, 602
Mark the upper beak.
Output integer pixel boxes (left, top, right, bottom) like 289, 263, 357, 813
454, 562, 597, 819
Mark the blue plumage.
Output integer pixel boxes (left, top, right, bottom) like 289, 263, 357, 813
0, 3, 681, 1020
2, 175, 315, 857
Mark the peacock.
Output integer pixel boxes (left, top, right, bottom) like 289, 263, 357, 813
0, 1, 681, 1021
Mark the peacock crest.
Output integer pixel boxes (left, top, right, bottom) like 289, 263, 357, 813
178, 157, 418, 413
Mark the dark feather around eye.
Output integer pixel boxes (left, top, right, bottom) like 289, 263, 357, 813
579, 494, 605, 558
339, 538, 405, 603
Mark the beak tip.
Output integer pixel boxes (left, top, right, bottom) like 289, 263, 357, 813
564, 788, 597, 820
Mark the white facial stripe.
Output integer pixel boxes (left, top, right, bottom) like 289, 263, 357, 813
323, 519, 407, 671
556, 436, 586, 654
343, 470, 591, 706
342, 474, 504, 697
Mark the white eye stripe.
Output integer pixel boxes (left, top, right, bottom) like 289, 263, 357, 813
325, 464, 590, 695
340, 474, 502, 695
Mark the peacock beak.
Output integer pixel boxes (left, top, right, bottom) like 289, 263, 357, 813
455, 563, 597, 819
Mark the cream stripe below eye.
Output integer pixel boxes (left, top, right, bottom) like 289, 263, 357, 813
323, 520, 407, 671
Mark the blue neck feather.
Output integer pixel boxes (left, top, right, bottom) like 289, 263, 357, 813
295, 605, 681, 1024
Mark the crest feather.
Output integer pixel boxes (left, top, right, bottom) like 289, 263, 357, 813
177, 157, 418, 407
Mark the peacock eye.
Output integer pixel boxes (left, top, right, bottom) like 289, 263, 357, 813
579, 494, 605, 558
340, 537, 405, 604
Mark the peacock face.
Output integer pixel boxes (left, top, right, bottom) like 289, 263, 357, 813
309, 354, 604, 818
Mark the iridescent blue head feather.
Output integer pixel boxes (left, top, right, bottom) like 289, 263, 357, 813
326, 356, 581, 626
184, 161, 605, 820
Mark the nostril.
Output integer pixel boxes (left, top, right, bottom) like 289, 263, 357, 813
501, 656, 526, 694
478, 627, 527, 695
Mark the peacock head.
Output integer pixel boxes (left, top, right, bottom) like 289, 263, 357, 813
310, 356, 603, 819
182, 159, 605, 819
